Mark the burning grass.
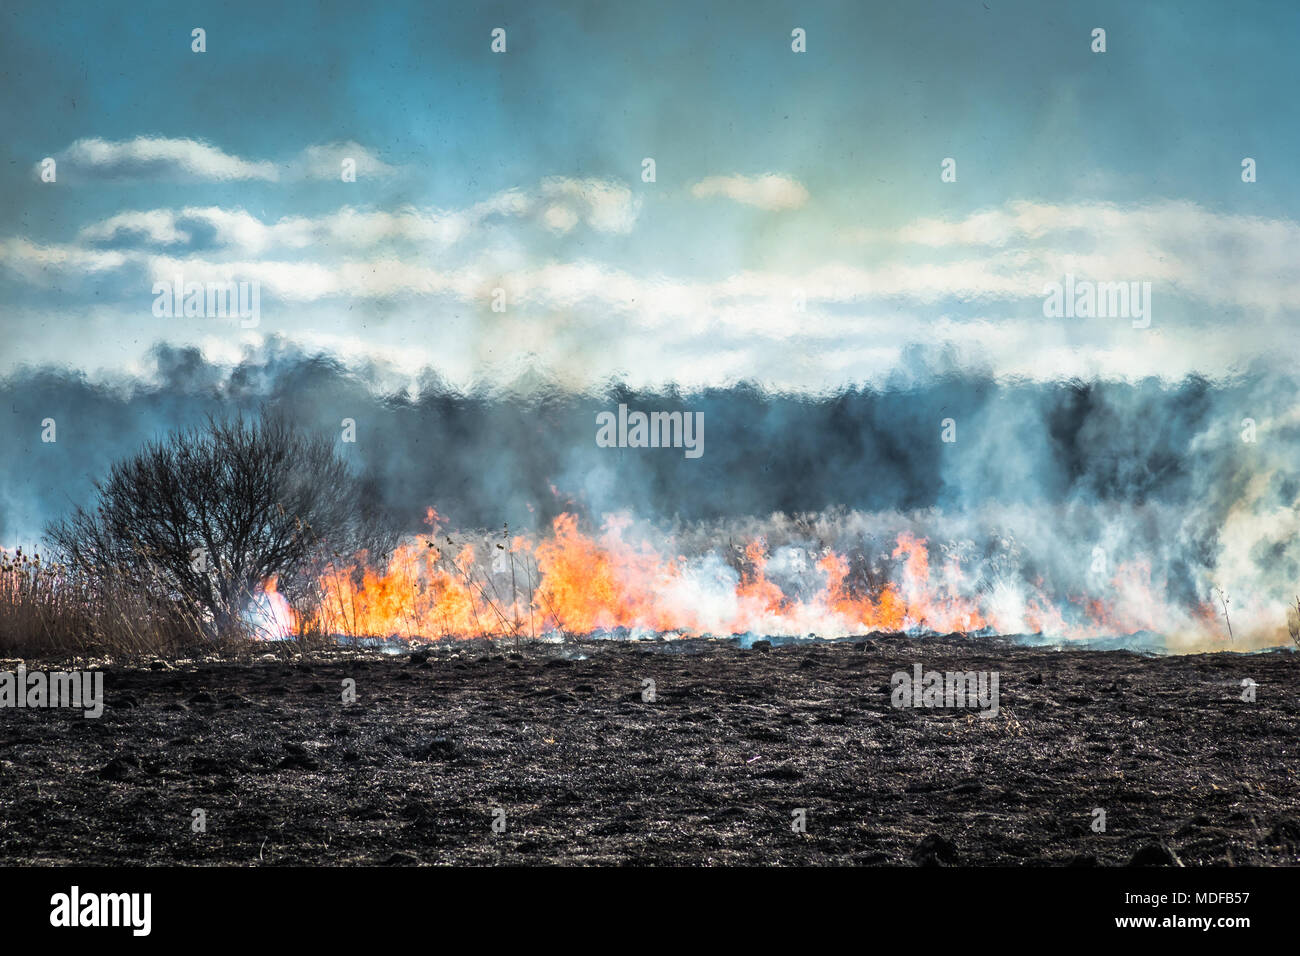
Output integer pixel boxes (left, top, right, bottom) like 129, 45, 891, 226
10, 507, 1275, 659
294, 509, 1234, 650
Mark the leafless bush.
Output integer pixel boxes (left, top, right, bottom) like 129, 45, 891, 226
45, 412, 395, 640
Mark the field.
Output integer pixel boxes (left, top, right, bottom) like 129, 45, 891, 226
1, 634, 1297, 866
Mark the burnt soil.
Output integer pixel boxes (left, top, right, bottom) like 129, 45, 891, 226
1, 635, 1298, 866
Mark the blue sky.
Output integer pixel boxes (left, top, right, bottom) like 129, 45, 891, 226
2, 0, 1298, 389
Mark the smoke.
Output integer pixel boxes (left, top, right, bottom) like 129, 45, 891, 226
3, 338, 1296, 649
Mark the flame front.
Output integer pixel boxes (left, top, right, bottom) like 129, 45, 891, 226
294, 510, 1223, 645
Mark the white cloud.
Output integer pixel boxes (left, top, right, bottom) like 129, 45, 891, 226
296, 141, 398, 180
77, 210, 191, 246
8, 193, 1300, 390
690, 173, 809, 211
46, 137, 280, 182
144, 254, 491, 303
846, 199, 1300, 314
542, 204, 581, 233
81, 206, 454, 254
539, 177, 642, 233
20, 194, 1300, 321
880, 199, 1298, 250
0, 237, 132, 282
39, 137, 404, 184
71, 177, 640, 255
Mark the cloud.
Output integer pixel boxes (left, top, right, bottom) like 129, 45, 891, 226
43, 137, 279, 182
17, 196, 1300, 320
78, 210, 194, 246
0, 237, 132, 283
539, 177, 641, 233
36, 137, 404, 184
79, 206, 453, 254
71, 178, 640, 254
295, 141, 398, 180
145, 254, 478, 302
8, 192, 1300, 390
852, 199, 1300, 314
17, 195, 1300, 321
690, 173, 809, 210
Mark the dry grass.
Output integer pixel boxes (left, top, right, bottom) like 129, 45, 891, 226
0, 546, 213, 661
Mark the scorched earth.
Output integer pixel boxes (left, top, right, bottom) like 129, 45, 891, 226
0, 634, 1297, 866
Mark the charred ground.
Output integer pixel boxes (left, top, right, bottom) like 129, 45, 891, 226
1, 635, 1297, 866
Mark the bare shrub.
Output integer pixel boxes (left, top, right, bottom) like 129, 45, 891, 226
45, 412, 394, 640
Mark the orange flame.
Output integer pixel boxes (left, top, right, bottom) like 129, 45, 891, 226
293, 511, 1218, 643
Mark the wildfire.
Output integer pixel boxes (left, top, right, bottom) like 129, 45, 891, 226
289, 510, 1221, 644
